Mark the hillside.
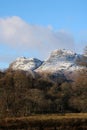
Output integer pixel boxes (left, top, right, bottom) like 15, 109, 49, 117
0, 68, 87, 118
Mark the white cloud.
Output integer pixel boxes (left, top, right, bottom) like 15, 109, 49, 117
0, 16, 75, 59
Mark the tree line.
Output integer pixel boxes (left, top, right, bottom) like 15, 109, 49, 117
0, 67, 87, 118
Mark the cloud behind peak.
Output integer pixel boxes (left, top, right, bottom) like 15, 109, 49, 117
0, 16, 75, 66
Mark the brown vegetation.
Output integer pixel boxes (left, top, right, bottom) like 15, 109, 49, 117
0, 67, 87, 118
0, 114, 87, 130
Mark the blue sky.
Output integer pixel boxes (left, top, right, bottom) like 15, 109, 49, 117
0, 0, 87, 69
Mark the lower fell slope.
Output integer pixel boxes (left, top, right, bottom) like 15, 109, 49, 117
0, 67, 87, 118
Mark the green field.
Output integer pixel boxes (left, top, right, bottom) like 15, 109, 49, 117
0, 113, 87, 130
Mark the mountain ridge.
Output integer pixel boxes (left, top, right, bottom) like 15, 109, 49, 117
9, 49, 87, 74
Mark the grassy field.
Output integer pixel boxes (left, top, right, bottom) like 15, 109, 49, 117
0, 113, 87, 130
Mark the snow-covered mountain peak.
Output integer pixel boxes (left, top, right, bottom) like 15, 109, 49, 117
36, 49, 83, 73
16, 56, 26, 61
50, 49, 76, 56
45, 49, 77, 63
10, 57, 42, 71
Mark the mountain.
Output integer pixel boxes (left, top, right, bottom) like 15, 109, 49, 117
1, 49, 87, 117
36, 49, 84, 73
9, 49, 86, 74
10, 57, 43, 71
